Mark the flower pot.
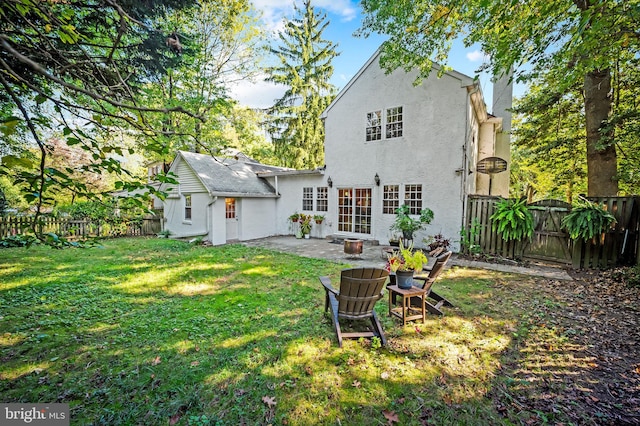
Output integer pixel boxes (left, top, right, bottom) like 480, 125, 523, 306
344, 239, 363, 255
395, 270, 414, 289
304, 234, 310, 239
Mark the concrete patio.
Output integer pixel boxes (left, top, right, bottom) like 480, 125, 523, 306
241, 236, 573, 281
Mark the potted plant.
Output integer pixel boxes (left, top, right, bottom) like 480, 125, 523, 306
390, 204, 434, 245
386, 241, 428, 289
299, 213, 313, 238
313, 214, 325, 224
562, 198, 616, 241
490, 198, 534, 242
289, 212, 300, 222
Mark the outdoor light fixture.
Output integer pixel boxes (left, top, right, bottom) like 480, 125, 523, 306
327, 176, 333, 188
374, 173, 380, 186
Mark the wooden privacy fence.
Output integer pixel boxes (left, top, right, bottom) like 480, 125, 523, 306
0, 216, 162, 240
464, 195, 640, 269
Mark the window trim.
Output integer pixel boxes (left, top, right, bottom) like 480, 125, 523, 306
385, 106, 403, 139
366, 110, 382, 141
365, 106, 404, 142
316, 186, 328, 212
382, 184, 400, 214
302, 187, 314, 211
404, 184, 423, 214
184, 194, 192, 221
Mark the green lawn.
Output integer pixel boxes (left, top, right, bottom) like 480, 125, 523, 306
0, 238, 563, 425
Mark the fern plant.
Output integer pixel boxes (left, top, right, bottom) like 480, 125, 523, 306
562, 200, 616, 241
490, 198, 534, 242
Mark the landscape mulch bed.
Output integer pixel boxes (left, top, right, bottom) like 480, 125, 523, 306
490, 267, 640, 425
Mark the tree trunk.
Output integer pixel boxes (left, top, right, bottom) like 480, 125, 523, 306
584, 69, 617, 196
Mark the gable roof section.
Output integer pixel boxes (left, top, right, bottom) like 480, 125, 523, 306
169, 151, 285, 197
321, 46, 478, 119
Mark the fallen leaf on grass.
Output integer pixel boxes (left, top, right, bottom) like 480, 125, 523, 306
169, 413, 181, 425
151, 356, 161, 366
262, 395, 276, 407
382, 410, 399, 424
352, 380, 361, 388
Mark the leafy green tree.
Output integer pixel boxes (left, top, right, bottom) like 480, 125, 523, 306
266, 0, 339, 169
607, 54, 640, 195
511, 51, 640, 200
0, 0, 198, 240
358, 0, 639, 196
510, 70, 588, 203
140, 0, 265, 160
222, 105, 276, 164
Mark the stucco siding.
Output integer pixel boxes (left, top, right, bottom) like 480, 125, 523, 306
322, 57, 470, 249
164, 192, 210, 238
239, 198, 277, 240
269, 175, 333, 238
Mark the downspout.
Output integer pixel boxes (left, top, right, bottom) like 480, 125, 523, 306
207, 195, 218, 243
462, 84, 480, 242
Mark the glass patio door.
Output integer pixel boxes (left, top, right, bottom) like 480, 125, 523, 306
337, 188, 372, 234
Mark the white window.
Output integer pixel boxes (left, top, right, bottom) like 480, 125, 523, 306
366, 110, 382, 141
302, 187, 313, 211
386, 106, 403, 138
404, 184, 422, 214
383, 185, 400, 214
316, 187, 328, 212
366, 107, 403, 141
184, 194, 192, 220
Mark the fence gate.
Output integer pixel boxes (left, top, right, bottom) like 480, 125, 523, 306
522, 200, 572, 265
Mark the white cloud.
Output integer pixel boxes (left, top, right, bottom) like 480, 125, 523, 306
228, 77, 285, 109
313, 0, 358, 22
253, 0, 358, 30
466, 49, 489, 62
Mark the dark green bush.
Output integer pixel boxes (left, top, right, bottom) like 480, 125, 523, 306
0, 234, 40, 248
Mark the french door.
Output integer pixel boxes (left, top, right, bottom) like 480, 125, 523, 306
337, 188, 372, 234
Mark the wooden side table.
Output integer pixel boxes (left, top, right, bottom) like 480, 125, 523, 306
387, 285, 428, 326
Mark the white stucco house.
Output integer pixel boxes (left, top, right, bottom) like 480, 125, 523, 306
161, 48, 511, 249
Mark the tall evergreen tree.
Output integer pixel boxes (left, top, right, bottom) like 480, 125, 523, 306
266, 0, 339, 169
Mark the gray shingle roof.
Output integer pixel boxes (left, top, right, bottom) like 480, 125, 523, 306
178, 151, 284, 196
